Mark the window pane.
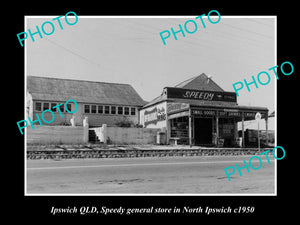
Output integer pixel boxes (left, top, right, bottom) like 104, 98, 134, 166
84, 105, 90, 113
66, 104, 72, 112
98, 105, 103, 114
124, 107, 129, 115
118, 106, 123, 115
51, 103, 57, 112
60, 103, 65, 113
35, 102, 42, 111
104, 106, 110, 114
111, 106, 116, 114
91, 105, 96, 113
43, 102, 49, 111
130, 107, 136, 115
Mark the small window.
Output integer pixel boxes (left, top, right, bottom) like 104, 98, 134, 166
84, 105, 90, 113
51, 103, 57, 112
59, 103, 65, 113
91, 105, 96, 113
111, 106, 116, 114
43, 102, 49, 111
98, 105, 103, 114
130, 107, 136, 115
104, 106, 110, 114
124, 107, 129, 115
35, 102, 42, 111
118, 106, 123, 115
66, 104, 72, 112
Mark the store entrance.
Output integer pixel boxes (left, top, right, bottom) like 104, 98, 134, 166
194, 118, 213, 145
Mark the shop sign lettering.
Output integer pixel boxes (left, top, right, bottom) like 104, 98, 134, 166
165, 87, 237, 102
167, 103, 189, 114
192, 109, 216, 116
183, 91, 214, 101
144, 107, 166, 126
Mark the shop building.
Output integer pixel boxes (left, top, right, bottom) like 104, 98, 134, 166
27, 76, 146, 127
139, 73, 269, 147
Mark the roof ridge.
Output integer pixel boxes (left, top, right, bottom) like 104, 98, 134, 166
174, 74, 200, 87
27, 75, 145, 106
27, 75, 132, 87
175, 73, 224, 92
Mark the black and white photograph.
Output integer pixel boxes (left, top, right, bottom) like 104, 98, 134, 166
14, 5, 297, 219
23, 14, 276, 195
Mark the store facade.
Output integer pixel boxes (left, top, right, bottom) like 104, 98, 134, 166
139, 74, 269, 147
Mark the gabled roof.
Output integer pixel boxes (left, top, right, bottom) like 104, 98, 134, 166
27, 76, 146, 106
142, 73, 225, 109
175, 73, 224, 92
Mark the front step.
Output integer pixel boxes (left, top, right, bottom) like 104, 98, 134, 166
88, 129, 100, 143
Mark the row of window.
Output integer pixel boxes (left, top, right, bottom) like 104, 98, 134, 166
84, 104, 136, 116
34, 102, 137, 116
35, 102, 71, 112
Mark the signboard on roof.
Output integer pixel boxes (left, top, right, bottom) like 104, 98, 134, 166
165, 87, 237, 102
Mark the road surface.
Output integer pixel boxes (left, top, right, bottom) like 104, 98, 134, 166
26, 156, 275, 194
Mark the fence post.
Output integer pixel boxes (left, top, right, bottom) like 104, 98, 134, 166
70, 115, 75, 127
102, 124, 107, 144
83, 116, 89, 143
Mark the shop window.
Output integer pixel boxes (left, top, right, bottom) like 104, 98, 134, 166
98, 105, 103, 114
130, 107, 136, 115
111, 106, 116, 114
43, 102, 49, 111
104, 106, 110, 114
170, 117, 189, 138
35, 102, 42, 111
118, 106, 123, 115
124, 107, 129, 115
91, 105, 96, 113
84, 105, 90, 113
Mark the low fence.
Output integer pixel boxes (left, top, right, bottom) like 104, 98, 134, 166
27, 126, 88, 145
27, 147, 271, 160
90, 126, 160, 144
244, 129, 275, 147
26, 124, 159, 145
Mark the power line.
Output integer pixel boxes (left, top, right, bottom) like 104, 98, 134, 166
43, 37, 112, 72
245, 18, 275, 28
219, 21, 274, 39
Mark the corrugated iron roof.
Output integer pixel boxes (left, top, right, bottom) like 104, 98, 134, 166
142, 73, 226, 109
27, 76, 146, 106
141, 73, 269, 113
269, 110, 275, 117
175, 73, 224, 91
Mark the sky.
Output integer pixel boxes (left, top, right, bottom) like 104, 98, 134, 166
25, 15, 276, 129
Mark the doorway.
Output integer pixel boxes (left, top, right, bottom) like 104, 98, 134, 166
194, 118, 213, 145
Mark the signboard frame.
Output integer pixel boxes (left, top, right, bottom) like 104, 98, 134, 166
165, 87, 237, 102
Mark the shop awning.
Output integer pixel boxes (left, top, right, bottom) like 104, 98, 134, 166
166, 100, 268, 121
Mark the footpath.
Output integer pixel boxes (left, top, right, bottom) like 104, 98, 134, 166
27, 144, 271, 160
